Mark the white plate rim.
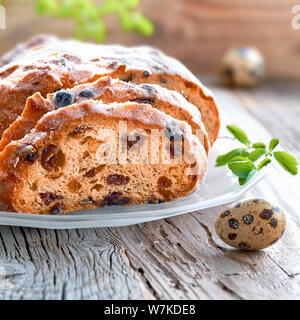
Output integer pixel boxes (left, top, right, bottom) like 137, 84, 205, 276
0, 171, 266, 229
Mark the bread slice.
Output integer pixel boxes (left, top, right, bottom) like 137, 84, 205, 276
0, 35, 220, 144
0, 101, 207, 215
0, 77, 209, 154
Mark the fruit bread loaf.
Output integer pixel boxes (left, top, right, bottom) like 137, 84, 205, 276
0, 35, 220, 145
0, 77, 209, 154
0, 100, 207, 215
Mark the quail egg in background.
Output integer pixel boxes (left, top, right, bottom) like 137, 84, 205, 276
220, 47, 265, 87
215, 199, 286, 251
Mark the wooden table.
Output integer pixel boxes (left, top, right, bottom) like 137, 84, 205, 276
0, 78, 299, 300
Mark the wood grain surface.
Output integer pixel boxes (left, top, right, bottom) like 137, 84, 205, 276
0, 0, 300, 79
0, 78, 299, 300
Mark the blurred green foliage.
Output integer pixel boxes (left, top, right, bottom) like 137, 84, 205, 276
0, 0, 154, 42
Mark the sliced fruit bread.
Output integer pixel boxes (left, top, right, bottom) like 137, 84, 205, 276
0, 77, 209, 154
0, 35, 220, 144
0, 101, 207, 215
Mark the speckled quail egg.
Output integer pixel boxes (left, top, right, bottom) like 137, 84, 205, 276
221, 47, 265, 87
215, 199, 286, 251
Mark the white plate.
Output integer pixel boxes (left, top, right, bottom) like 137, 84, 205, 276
0, 138, 266, 229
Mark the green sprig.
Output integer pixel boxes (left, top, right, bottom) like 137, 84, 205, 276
4, 0, 154, 43
216, 125, 298, 185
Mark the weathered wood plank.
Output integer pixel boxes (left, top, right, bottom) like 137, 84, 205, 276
118, 178, 300, 299
0, 227, 153, 300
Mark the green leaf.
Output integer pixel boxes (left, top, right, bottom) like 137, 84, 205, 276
33, 0, 154, 44
248, 148, 266, 162
132, 12, 154, 36
59, 0, 73, 17
75, 20, 106, 43
228, 160, 255, 178
98, 1, 117, 16
240, 150, 250, 158
269, 138, 279, 153
257, 158, 272, 170
239, 169, 257, 186
118, 10, 134, 31
252, 142, 266, 149
36, 0, 58, 14
124, 0, 140, 9
273, 151, 298, 175
229, 156, 249, 163
226, 125, 250, 146
215, 149, 244, 167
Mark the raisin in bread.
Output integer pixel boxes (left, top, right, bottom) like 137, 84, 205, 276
0, 101, 207, 215
0, 35, 220, 144
0, 77, 209, 154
